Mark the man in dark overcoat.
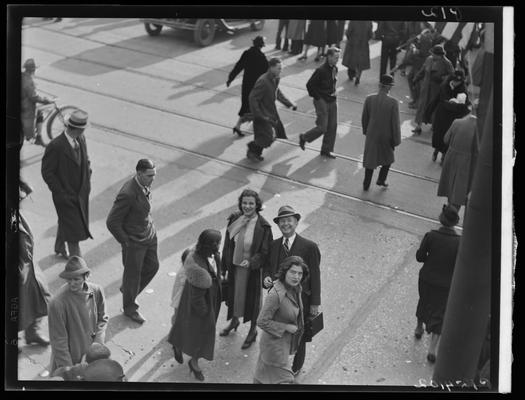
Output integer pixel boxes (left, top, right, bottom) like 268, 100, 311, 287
41, 109, 93, 258
106, 159, 159, 324
375, 21, 407, 78
263, 205, 321, 376
247, 57, 297, 162
227, 36, 269, 137
361, 74, 401, 191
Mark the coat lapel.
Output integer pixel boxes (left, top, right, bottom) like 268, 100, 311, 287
59, 132, 79, 164
131, 178, 151, 211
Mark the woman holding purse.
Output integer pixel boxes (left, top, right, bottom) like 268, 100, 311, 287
219, 189, 273, 349
254, 256, 308, 384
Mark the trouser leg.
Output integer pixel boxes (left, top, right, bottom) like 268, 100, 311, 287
247, 141, 263, 156
388, 44, 398, 71
377, 164, 391, 183
122, 243, 148, 314
303, 99, 328, 143
363, 168, 374, 189
54, 223, 66, 254
292, 337, 306, 372
137, 241, 160, 294
380, 41, 389, 77
320, 101, 337, 153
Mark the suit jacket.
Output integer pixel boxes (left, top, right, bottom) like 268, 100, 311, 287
41, 132, 92, 241
106, 177, 156, 246
265, 234, 321, 306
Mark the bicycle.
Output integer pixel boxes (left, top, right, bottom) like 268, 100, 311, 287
33, 99, 79, 145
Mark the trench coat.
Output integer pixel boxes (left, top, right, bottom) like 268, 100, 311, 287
221, 212, 273, 323
254, 280, 304, 384
342, 21, 373, 71
414, 55, 454, 124
361, 91, 401, 169
431, 77, 470, 152
228, 46, 269, 117
437, 114, 479, 206
168, 250, 222, 361
249, 71, 294, 148
326, 20, 344, 45
21, 71, 48, 140
41, 132, 93, 242
18, 212, 51, 331
286, 20, 306, 40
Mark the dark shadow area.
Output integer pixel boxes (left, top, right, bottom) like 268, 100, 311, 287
36, 253, 64, 272
104, 314, 143, 344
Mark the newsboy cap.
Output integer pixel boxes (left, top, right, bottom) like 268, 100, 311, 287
273, 205, 301, 224
65, 109, 89, 129
59, 256, 90, 279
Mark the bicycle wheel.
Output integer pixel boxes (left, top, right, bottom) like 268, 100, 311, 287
46, 105, 78, 140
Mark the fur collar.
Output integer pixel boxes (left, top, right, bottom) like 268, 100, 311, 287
184, 251, 212, 289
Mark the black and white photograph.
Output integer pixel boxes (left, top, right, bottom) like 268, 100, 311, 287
5, 4, 514, 392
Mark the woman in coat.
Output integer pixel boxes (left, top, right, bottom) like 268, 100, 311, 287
254, 256, 308, 384
219, 189, 273, 349
437, 105, 479, 211
299, 20, 327, 62
431, 70, 470, 163
286, 20, 306, 55
414, 205, 460, 363
227, 36, 269, 137
412, 45, 454, 134
342, 20, 373, 85
167, 229, 222, 381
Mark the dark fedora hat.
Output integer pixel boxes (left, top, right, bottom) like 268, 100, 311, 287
59, 256, 90, 279
65, 109, 89, 129
253, 35, 266, 47
273, 205, 301, 224
23, 58, 37, 70
430, 44, 445, 56
439, 204, 460, 227
380, 74, 395, 86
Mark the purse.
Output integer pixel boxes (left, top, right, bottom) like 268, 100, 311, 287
220, 279, 229, 302
303, 312, 324, 341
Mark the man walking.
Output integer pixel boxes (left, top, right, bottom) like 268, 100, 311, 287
361, 74, 401, 191
41, 109, 93, 258
299, 46, 340, 159
263, 205, 321, 376
106, 159, 159, 324
375, 21, 407, 78
247, 58, 297, 162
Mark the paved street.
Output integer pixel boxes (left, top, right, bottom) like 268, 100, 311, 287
17, 18, 466, 386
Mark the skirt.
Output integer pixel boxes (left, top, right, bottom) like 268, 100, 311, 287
233, 265, 249, 317
416, 279, 451, 334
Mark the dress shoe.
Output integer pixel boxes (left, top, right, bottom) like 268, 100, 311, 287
124, 311, 146, 324
55, 249, 69, 259
172, 345, 184, 364
188, 360, 205, 381
219, 319, 240, 336
25, 333, 50, 346
299, 134, 306, 151
241, 330, 258, 349
314, 55, 321, 62
414, 326, 424, 339
320, 151, 336, 159
292, 368, 301, 377
427, 353, 436, 363
376, 181, 389, 188
432, 150, 438, 162
247, 151, 264, 162
233, 127, 244, 137
354, 76, 360, 86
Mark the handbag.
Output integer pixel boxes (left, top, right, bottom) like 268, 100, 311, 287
220, 279, 229, 302
303, 312, 324, 341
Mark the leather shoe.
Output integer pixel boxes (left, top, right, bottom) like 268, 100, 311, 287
363, 183, 370, 191
124, 311, 146, 324
55, 249, 69, 259
320, 151, 336, 159
247, 151, 264, 162
25, 333, 50, 346
376, 181, 389, 188
241, 330, 258, 349
414, 327, 424, 339
299, 134, 306, 151
173, 346, 183, 364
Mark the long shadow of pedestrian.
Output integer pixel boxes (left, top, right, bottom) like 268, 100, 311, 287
104, 314, 143, 344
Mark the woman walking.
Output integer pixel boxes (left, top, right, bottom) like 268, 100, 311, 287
286, 20, 306, 55
254, 256, 308, 384
167, 229, 222, 381
219, 189, 273, 349
342, 20, 373, 85
299, 20, 327, 62
414, 205, 461, 363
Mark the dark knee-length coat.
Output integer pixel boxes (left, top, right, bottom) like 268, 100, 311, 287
342, 21, 373, 71
41, 132, 93, 242
228, 46, 269, 117
304, 20, 327, 47
168, 250, 222, 361
221, 211, 272, 323
361, 91, 402, 169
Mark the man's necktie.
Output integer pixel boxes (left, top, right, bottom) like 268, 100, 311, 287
73, 139, 80, 161
144, 187, 151, 201
283, 238, 290, 255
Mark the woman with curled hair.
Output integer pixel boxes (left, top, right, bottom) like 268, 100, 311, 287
254, 256, 308, 384
167, 229, 222, 381
219, 189, 273, 349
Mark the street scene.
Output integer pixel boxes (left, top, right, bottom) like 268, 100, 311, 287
9, 14, 507, 389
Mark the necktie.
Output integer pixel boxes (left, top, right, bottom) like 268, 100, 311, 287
283, 238, 290, 255
73, 139, 80, 161
144, 187, 151, 201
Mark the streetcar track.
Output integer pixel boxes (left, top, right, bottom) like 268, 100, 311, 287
37, 75, 439, 184
25, 23, 417, 116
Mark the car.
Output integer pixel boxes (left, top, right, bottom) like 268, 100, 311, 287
140, 18, 265, 47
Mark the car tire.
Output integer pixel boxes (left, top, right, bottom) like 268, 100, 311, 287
144, 23, 163, 36
194, 19, 216, 46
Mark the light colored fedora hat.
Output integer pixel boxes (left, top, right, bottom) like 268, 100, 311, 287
59, 256, 90, 279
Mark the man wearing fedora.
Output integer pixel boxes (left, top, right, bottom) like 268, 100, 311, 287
42, 109, 93, 259
21, 58, 53, 147
106, 159, 159, 324
48, 256, 108, 373
263, 205, 321, 376
227, 35, 269, 137
361, 74, 401, 191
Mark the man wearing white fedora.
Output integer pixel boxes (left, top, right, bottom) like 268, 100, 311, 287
48, 256, 108, 374
42, 109, 93, 259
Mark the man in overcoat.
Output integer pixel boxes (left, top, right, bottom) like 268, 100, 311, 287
247, 57, 297, 162
361, 74, 401, 191
41, 109, 93, 258
106, 159, 159, 324
375, 21, 407, 78
263, 205, 321, 376
227, 36, 269, 137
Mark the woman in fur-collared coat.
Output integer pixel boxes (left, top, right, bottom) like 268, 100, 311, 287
167, 229, 222, 381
